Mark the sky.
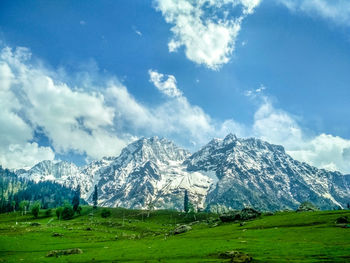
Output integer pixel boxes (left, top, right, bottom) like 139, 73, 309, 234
1, 0, 350, 174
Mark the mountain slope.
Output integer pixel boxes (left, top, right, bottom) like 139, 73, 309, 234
15, 135, 350, 211
15, 160, 92, 198
89, 137, 213, 210
185, 134, 350, 210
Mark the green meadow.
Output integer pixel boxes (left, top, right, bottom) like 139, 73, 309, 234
0, 207, 349, 262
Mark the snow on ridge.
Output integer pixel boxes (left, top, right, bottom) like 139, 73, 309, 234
15, 135, 350, 211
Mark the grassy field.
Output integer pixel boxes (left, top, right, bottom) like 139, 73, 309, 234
0, 207, 349, 262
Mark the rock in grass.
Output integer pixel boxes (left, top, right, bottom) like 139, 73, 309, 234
220, 208, 261, 222
296, 202, 319, 212
219, 251, 252, 262
30, 222, 41, 227
335, 216, 349, 224
188, 221, 199, 226
52, 233, 63, 237
47, 248, 83, 257
173, 225, 192, 235
85, 227, 92, 231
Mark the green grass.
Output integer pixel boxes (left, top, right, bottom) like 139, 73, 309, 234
0, 207, 349, 262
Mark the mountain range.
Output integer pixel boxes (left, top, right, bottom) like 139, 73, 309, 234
15, 134, 350, 211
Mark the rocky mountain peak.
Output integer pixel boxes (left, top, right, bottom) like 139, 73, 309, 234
15, 134, 350, 211
223, 133, 238, 144
118, 136, 190, 165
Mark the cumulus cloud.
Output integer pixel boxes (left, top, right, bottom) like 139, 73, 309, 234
148, 70, 182, 98
251, 97, 350, 173
288, 134, 350, 173
107, 72, 244, 147
276, 0, 350, 27
0, 46, 127, 169
253, 98, 303, 148
2, 45, 350, 174
153, 0, 261, 69
0, 45, 243, 169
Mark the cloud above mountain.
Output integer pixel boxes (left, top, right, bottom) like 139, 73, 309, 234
0, 47, 127, 168
276, 0, 350, 27
1, 45, 350, 174
153, 0, 261, 69
251, 96, 350, 173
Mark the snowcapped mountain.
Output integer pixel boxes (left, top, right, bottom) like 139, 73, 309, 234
185, 134, 350, 211
16, 160, 90, 198
87, 137, 213, 210
15, 135, 350, 211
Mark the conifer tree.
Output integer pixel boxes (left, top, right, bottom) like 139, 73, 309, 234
184, 190, 189, 213
72, 185, 81, 212
93, 185, 98, 209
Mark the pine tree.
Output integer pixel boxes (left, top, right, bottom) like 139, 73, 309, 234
93, 185, 98, 209
72, 185, 81, 212
184, 190, 189, 213
347, 203, 350, 209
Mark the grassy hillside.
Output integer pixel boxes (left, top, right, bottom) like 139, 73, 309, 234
0, 207, 349, 262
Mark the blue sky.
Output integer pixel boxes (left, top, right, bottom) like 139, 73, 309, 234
1, 0, 350, 173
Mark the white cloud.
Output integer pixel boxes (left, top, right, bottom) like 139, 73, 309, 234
153, 0, 261, 69
277, 0, 350, 27
2, 45, 350, 174
102, 68, 247, 147
251, 97, 350, 173
288, 134, 350, 173
132, 26, 142, 36
0, 46, 128, 169
0, 143, 55, 170
107, 77, 238, 146
245, 84, 266, 97
148, 70, 182, 98
253, 98, 303, 148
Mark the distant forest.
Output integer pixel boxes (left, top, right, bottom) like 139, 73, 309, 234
0, 166, 84, 213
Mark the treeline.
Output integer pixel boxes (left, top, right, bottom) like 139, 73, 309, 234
0, 166, 85, 213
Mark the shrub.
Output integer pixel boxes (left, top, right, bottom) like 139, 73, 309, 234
31, 201, 41, 218
45, 208, 52, 217
101, 209, 111, 218
56, 207, 63, 219
61, 205, 74, 220
336, 216, 349, 224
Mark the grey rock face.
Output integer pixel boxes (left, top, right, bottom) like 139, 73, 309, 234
15, 134, 350, 211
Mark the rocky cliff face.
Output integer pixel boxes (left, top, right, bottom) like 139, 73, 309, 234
16, 135, 350, 211
185, 134, 350, 210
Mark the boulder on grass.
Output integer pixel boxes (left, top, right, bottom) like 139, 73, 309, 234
220, 208, 261, 222
52, 233, 63, 237
296, 202, 319, 212
219, 251, 252, 263
173, 225, 192, 235
47, 248, 83, 257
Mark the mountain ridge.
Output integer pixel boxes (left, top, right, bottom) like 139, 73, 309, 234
15, 135, 350, 211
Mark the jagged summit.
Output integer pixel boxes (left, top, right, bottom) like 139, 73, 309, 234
15, 135, 350, 211
117, 136, 190, 165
